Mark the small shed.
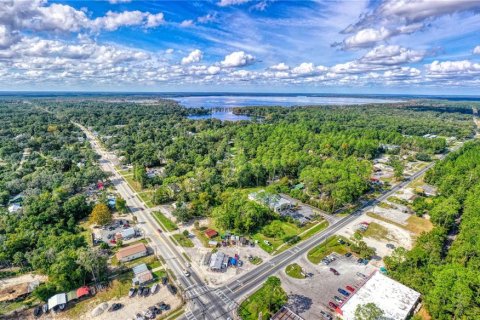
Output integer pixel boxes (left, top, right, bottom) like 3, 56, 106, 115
204, 229, 218, 239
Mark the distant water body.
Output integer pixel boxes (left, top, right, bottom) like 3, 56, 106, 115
175, 95, 401, 108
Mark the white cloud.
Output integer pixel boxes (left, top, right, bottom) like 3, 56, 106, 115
0, 25, 19, 49
361, 45, 425, 65
165, 48, 174, 54
93, 11, 145, 31
221, 51, 255, 67
207, 66, 221, 75
198, 13, 216, 24
270, 63, 289, 71
426, 60, 480, 75
343, 27, 391, 49
108, 0, 132, 3
218, 0, 251, 7
473, 46, 480, 55
145, 13, 165, 28
180, 20, 194, 27
181, 49, 203, 65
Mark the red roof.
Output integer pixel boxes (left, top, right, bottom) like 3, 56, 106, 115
204, 229, 218, 239
76, 286, 90, 298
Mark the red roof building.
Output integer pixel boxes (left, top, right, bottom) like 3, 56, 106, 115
204, 229, 218, 239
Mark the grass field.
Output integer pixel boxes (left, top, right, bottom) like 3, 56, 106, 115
362, 222, 392, 241
285, 263, 305, 279
171, 234, 194, 247
153, 211, 178, 231
307, 235, 350, 264
253, 219, 328, 254
138, 191, 154, 208
238, 278, 287, 320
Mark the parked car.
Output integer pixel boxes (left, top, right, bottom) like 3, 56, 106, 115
328, 302, 338, 309
338, 288, 350, 296
344, 252, 352, 257
386, 243, 395, 249
320, 311, 332, 320
157, 228, 162, 233
329, 268, 340, 275
334, 296, 343, 303
356, 272, 366, 279
151, 283, 159, 294
108, 303, 123, 312
128, 287, 137, 298
183, 269, 190, 277
158, 302, 170, 311
138, 286, 145, 296
161, 277, 168, 285
110, 239, 116, 244
346, 285, 355, 292
42, 304, 48, 314
143, 287, 150, 297
33, 306, 42, 317
357, 258, 363, 264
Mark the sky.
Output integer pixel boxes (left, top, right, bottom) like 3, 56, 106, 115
0, 0, 479, 94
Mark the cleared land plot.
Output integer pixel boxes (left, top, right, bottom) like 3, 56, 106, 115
367, 212, 433, 235
238, 279, 287, 320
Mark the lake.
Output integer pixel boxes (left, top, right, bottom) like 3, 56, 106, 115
187, 111, 252, 121
175, 95, 401, 108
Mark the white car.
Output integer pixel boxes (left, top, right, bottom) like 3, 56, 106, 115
183, 269, 190, 277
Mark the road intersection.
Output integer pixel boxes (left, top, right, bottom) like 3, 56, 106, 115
77, 121, 440, 320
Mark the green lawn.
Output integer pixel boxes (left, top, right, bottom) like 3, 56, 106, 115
124, 175, 144, 193
362, 222, 391, 241
307, 235, 350, 264
253, 219, 328, 254
171, 234, 194, 247
152, 211, 178, 231
138, 191, 154, 208
250, 256, 263, 265
285, 263, 305, 279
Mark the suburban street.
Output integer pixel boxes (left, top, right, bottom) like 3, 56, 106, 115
76, 121, 447, 320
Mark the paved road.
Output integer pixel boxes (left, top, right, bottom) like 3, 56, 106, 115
75, 123, 231, 320
185, 160, 438, 319
76, 120, 451, 320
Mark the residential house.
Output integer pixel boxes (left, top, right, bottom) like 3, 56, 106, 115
132, 263, 153, 285
116, 243, 148, 262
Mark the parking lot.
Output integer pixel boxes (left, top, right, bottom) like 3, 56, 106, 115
279, 253, 376, 319
92, 218, 141, 246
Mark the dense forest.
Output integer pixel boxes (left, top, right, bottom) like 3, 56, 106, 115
43, 99, 475, 230
0, 101, 108, 298
385, 141, 480, 319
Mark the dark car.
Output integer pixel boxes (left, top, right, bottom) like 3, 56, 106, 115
328, 302, 338, 309
346, 285, 355, 292
167, 284, 177, 295
161, 277, 168, 285
33, 306, 42, 317
386, 243, 395, 249
138, 286, 145, 296
143, 287, 150, 297
157, 228, 162, 233
356, 272, 366, 278
344, 252, 352, 257
129, 287, 137, 298
108, 303, 123, 312
357, 258, 363, 263
338, 288, 350, 296
329, 268, 340, 275
158, 302, 170, 311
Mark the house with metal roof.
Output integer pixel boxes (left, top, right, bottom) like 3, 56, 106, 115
116, 242, 147, 262
132, 263, 153, 285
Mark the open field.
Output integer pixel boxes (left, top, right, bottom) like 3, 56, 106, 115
153, 212, 178, 231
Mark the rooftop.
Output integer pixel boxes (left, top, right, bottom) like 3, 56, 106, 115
271, 306, 304, 320
340, 272, 421, 320
116, 242, 147, 260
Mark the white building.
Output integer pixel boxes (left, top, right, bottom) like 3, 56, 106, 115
7, 203, 22, 213
340, 272, 421, 320
116, 243, 147, 262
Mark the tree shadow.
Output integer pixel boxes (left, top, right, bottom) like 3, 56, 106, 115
287, 294, 313, 314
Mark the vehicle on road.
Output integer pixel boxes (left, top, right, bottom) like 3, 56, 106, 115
330, 268, 340, 275
183, 269, 190, 277
157, 228, 162, 233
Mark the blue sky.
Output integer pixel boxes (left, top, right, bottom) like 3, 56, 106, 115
0, 0, 479, 94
